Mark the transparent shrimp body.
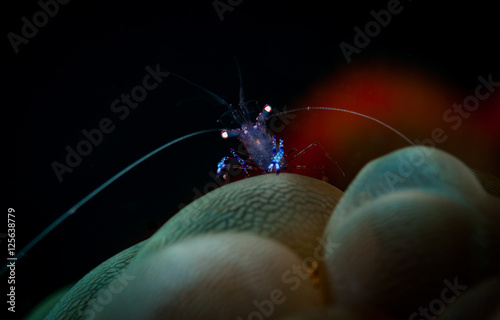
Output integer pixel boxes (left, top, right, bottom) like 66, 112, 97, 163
219, 104, 286, 175
239, 123, 275, 169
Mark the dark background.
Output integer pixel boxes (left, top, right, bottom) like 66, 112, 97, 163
2, 0, 499, 318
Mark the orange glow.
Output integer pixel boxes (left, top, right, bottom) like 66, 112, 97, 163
281, 61, 500, 189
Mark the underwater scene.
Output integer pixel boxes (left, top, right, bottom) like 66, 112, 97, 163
4, 1, 500, 319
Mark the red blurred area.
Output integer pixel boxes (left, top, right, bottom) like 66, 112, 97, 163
281, 61, 500, 190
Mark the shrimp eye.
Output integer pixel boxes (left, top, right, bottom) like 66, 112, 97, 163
221, 130, 229, 139
264, 104, 272, 112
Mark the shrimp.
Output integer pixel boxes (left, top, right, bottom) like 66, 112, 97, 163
217, 103, 285, 174
215, 101, 416, 179
0, 68, 414, 276
212, 77, 414, 178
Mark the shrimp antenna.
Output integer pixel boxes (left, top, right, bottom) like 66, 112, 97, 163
233, 58, 252, 123
0, 128, 221, 276
169, 70, 246, 125
267, 107, 415, 146
234, 58, 245, 108
169, 71, 232, 109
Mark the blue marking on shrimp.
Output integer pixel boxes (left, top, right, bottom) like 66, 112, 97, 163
267, 137, 285, 173
230, 149, 249, 174
216, 156, 229, 175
